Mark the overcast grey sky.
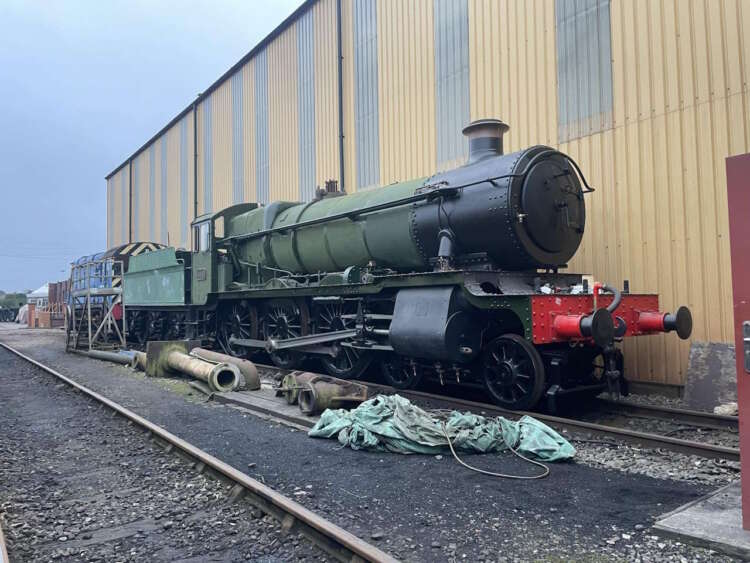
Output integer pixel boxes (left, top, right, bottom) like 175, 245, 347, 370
0, 0, 300, 292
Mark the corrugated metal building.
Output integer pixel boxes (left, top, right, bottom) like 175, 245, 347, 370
106, 0, 750, 386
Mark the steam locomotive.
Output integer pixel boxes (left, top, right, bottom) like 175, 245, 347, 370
91, 119, 692, 410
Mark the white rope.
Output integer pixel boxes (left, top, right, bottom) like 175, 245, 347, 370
441, 423, 550, 480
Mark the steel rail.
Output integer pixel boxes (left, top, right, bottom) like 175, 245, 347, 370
394, 387, 740, 462
0, 515, 8, 563
253, 364, 740, 462
0, 343, 397, 563
595, 398, 739, 432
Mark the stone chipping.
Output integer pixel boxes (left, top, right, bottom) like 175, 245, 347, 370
0, 347, 331, 562
0, 325, 743, 561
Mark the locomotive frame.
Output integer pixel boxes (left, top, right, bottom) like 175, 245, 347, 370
121, 209, 689, 412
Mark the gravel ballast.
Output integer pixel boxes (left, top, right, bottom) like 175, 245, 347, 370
0, 346, 330, 562
0, 325, 742, 561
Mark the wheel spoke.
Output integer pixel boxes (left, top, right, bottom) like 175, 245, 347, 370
483, 336, 543, 409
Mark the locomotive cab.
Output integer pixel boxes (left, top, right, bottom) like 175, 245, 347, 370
190, 203, 258, 306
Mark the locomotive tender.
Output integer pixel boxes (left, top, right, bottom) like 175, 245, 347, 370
121, 119, 692, 410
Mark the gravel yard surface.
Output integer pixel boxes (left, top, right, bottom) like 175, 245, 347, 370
578, 410, 740, 449
0, 345, 330, 562
0, 325, 741, 561
609, 391, 687, 409
375, 387, 741, 489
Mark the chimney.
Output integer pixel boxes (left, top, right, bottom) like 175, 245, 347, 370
462, 118, 510, 164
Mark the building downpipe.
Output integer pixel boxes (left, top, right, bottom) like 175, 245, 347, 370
192, 101, 199, 220
336, 0, 345, 193
128, 158, 133, 242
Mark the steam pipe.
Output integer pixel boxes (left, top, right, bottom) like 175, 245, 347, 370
600, 283, 622, 313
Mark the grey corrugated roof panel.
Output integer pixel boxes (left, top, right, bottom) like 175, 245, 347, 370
105, 0, 318, 180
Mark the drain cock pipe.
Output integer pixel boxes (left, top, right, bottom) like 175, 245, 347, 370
166, 351, 240, 393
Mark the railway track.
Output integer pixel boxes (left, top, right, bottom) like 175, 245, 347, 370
255, 363, 740, 463
594, 398, 738, 432
0, 513, 8, 563
0, 342, 397, 563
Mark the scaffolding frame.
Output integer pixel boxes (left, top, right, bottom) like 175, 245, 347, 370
66, 258, 126, 351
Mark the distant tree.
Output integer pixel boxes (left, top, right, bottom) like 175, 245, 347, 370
0, 292, 27, 309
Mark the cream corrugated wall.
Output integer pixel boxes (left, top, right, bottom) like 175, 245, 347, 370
132, 151, 149, 241
196, 102, 206, 216
268, 24, 300, 202
564, 0, 749, 384
466, 0, 750, 383
468, 0, 558, 148
377, 0, 437, 184
341, 0, 357, 192
107, 166, 129, 246
241, 60, 257, 203
109, 174, 118, 247
213, 80, 233, 213
314, 0, 341, 187
165, 123, 180, 247
106, 178, 113, 247
120, 165, 130, 246
153, 141, 162, 243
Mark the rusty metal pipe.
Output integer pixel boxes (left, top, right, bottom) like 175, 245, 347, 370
166, 350, 240, 393
297, 379, 370, 415
189, 348, 260, 390
298, 381, 343, 415
130, 351, 147, 371
278, 371, 318, 405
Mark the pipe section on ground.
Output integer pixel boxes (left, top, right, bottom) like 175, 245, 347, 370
131, 351, 147, 371
277, 371, 317, 405
76, 349, 134, 365
189, 348, 260, 390
276, 371, 369, 415
166, 351, 240, 393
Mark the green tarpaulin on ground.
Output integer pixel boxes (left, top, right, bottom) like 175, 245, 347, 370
308, 394, 575, 462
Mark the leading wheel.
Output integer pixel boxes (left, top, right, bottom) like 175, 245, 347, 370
482, 334, 545, 410
217, 301, 258, 358
261, 299, 309, 369
315, 301, 372, 379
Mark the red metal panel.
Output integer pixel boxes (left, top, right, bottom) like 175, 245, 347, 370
531, 294, 660, 344
726, 153, 750, 529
